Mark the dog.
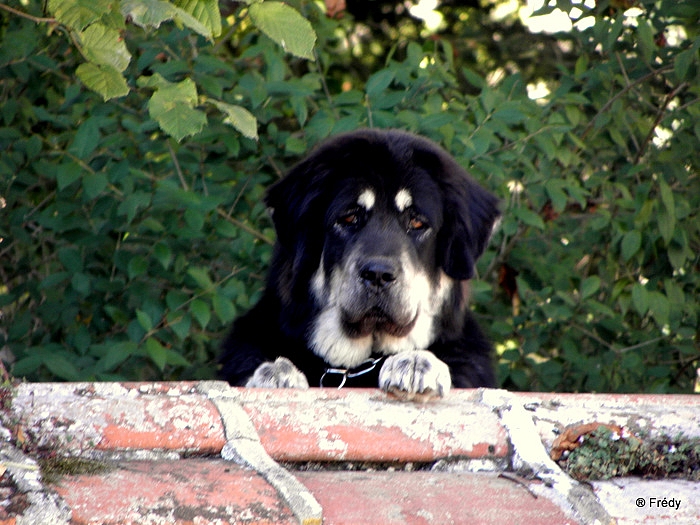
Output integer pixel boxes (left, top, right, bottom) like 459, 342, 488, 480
220, 129, 500, 398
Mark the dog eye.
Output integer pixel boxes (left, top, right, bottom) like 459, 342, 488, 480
337, 211, 361, 227
408, 215, 428, 231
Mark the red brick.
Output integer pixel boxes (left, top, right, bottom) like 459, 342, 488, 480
298, 470, 580, 525
54, 459, 296, 525
234, 388, 509, 463
97, 394, 225, 452
12, 383, 227, 455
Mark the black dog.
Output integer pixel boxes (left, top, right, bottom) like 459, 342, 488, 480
220, 129, 500, 398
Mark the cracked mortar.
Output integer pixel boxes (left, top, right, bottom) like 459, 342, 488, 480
198, 381, 323, 525
480, 389, 615, 525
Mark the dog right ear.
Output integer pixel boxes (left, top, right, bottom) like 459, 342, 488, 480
266, 132, 375, 254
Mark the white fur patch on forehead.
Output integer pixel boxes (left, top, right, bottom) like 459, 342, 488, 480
394, 188, 413, 212
357, 188, 376, 210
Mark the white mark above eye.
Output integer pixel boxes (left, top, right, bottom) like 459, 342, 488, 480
357, 189, 376, 211
394, 188, 413, 212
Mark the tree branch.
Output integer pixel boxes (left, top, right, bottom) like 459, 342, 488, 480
633, 81, 690, 164
0, 3, 55, 24
579, 65, 673, 143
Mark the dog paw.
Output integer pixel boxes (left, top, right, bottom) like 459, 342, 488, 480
245, 357, 310, 388
378, 350, 451, 401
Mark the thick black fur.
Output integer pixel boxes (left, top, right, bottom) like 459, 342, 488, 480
219, 129, 500, 389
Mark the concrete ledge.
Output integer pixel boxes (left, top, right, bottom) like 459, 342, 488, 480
2, 382, 699, 524
228, 387, 509, 463
11, 382, 226, 455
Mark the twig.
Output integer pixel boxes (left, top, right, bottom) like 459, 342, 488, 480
314, 49, 339, 120
216, 208, 274, 245
498, 472, 539, 498
0, 3, 55, 24
571, 323, 615, 351
614, 336, 666, 354
484, 224, 524, 280
579, 65, 673, 143
633, 81, 689, 164
167, 140, 189, 191
365, 93, 374, 128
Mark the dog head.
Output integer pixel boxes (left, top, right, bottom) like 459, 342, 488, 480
266, 129, 500, 367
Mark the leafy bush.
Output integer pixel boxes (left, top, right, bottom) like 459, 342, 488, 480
0, 0, 698, 391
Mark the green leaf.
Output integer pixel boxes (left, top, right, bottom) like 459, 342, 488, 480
664, 278, 685, 306
76, 63, 130, 101
56, 162, 82, 190
190, 299, 211, 329
127, 256, 148, 279
120, 0, 174, 28
68, 117, 102, 158
136, 309, 153, 332
80, 24, 131, 72
94, 342, 138, 373
249, 1, 316, 60
366, 69, 395, 97
43, 353, 81, 381
461, 67, 485, 89
58, 247, 83, 272
545, 180, 568, 212
513, 207, 545, 230
164, 348, 190, 367
209, 100, 258, 140
667, 243, 687, 270
173, 0, 221, 37
213, 293, 236, 324
71, 272, 91, 295
580, 276, 600, 300
82, 172, 108, 199
40, 272, 70, 290
145, 338, 167, 371
631, 284, 649, 317
117, 191, 152, 224
636, 19, 655, 63
48, 0, 112, 31
659, 179, 675, 218
121, 0, 213, 38
154, 242, 173, 269
674, 49, 694, 81
137, 73, 172, 90
187, 267, 213, 289
167, 311, 191, 341
604, 15, 624, 53
648, 291, 670, 327
147, 79, 207, 141
12, 354, 43, 378
621, 230, 641, 262
657, 211, 675, 246
493, 105, 526, 125
574, 54, 588, 77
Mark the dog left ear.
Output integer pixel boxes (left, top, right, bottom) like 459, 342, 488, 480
265, 158, 323, 252
417, 148, 500, 280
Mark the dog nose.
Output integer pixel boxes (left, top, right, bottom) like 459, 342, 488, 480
359, 261, 397, 288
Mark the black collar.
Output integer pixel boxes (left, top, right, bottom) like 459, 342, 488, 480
320, 356, 385, 388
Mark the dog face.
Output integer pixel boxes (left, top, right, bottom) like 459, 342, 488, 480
265, 129, 500, 369
307, 169, 453, 368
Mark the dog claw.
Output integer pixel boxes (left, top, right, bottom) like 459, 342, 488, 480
246, 357, 310, 388
378, 350, 451, 401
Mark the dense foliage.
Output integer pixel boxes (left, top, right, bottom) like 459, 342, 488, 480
1, 0, 698, 392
